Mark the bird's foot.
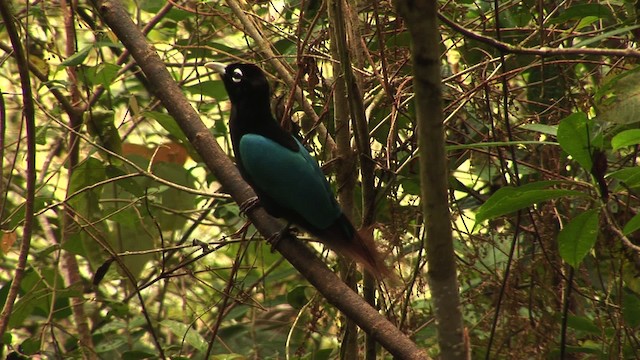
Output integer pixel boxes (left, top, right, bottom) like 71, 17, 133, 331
239, 196, 260, 216
266, 222, 294, 252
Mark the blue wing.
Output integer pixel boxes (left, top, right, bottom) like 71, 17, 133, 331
239, 133, 342, 230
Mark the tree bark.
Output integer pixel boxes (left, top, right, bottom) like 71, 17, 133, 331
395, 1, 468, 359
327, 0, 359, 358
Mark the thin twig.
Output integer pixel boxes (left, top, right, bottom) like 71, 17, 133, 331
438, 11, 640, 59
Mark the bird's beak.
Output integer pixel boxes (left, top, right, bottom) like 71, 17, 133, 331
205, 62, 227, 75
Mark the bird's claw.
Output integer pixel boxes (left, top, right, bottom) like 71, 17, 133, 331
266, 223, 293, 252
239, 196, 260, 216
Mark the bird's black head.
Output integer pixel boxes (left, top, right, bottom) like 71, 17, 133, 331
206, 62, 271, 106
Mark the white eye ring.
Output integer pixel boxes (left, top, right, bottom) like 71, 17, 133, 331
231, 68, 243, 83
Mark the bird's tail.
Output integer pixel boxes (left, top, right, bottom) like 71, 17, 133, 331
319, 215, 392, 279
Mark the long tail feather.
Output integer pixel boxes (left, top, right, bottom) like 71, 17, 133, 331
317, 215, 391, 279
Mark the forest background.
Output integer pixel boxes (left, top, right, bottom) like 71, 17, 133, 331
2, 0, 640, 359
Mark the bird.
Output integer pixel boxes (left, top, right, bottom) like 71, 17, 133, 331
206, 62, 389, 278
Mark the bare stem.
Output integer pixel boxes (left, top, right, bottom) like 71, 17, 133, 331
0, 0, 38, 343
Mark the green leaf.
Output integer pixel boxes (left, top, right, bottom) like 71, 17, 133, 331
1, 332, 11, 346
612, 129, 640, 151
597, 68, 640, 125
287, 285, 311, 310
557, 112, 594, 171
9, 270, 40, 328
623, 213, 640, 235
574, 25, 640, 48
105, 165, 144, 197
68, 157, 106, 214
4, 196, 52, 230
210, 355, 246, 360
161, 319, 207, 352
558, 209, 600, 267
566, 315, 600, 334
122, 350, 157, 360
548, 4, 613, 24
35, 125, 49, 145
20, 338, 41, 355
0, 280, 13, 320
608, 167, 640, 189
595, 66, 640, 102
400, 177, 421, 196
554, 343, 603, 355
623, 292, 640, 328
86, 109, 122, 155
475, 181, 585, 223
106, 300, 130, 318
68, 157, 110, 270
150, 161, 196, 231
144, 111, 189, 145
213, 119, 228, 136
102, 206, 156, 279
624, 261, 640, 295
184, 80, 228, 99
204, 42, 242, 57
60, 232, 85, 256
520, 123, 558, 136
95, 334, 127, 353
84, 63, 120, 87
60, 45, 93, 66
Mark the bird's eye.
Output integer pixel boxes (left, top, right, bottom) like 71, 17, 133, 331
231, 68, 243, 83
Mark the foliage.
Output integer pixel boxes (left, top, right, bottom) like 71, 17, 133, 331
1, 0, 640, 358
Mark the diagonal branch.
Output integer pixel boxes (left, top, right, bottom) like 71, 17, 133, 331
89, 0, 427, 358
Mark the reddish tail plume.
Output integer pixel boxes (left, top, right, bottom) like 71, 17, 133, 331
317, 216, 392, 279
347, 228, 392, 279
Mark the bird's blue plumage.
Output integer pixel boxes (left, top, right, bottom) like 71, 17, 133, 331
239, 134, 342, 230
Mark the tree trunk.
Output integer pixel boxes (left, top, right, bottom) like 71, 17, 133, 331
395, 0, 468, 359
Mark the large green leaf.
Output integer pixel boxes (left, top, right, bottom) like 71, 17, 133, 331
623, 292, 640, 328
597, 69, 640, 125
623, 212, 640, 235
68, 157, 109, 270
68, 157, 107, 213
557, 112, 593, 171
184, 80, 227, 100
19, 338, 41, 356
60, 45, 92, 66
8, 268, 78, 329
608, 167, 640, 189
520, 123, 558, 136
558, 209, 600, 267
548, 3, 613, 24
475, 181, 585, 223
612, 129, 640, 151
287, 285, 312, 310
84, 63, 121, 88
144, 111, 189, 145
94, 334, 128, 353
161, 319, 207, 352
121, 350, 157, 360
566, 315, 600, 334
